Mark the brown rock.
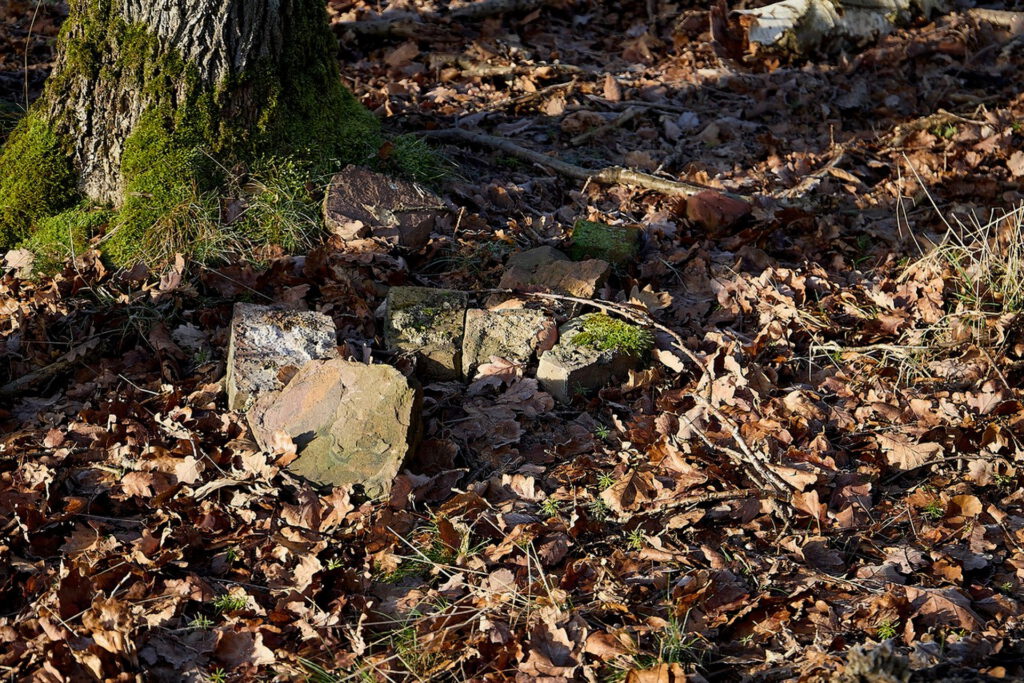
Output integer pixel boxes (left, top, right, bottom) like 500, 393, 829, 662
225, 303, 337, 412
489, 247, 610, 308
248, 359, 421, 497
323, 165, 446, 251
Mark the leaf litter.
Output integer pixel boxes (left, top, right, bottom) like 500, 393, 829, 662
4, 0, 1024, 681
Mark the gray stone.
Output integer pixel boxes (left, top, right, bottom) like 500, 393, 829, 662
537, 315, 642, 403
323, 165, 447, 251
248, 358, 421, 497
383, 286, 469, 380
225, 303, 337, 411
461, 308, 554, 378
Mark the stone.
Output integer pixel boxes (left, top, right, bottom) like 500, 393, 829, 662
323, 165, 447, 251
383, 286, 469, 380
461, 308, 554, 378
570, 219, 640, 264
537, 314, 648, 403
225, 303, 337, 412
491, 247, 610, 306
248, 358, 421, 497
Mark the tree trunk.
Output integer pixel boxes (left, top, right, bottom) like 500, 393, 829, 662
0, 0, 381, 261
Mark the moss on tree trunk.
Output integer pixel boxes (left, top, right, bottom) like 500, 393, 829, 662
0, 0, 388, 265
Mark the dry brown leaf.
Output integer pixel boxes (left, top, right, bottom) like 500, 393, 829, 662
877, 433, 942, 471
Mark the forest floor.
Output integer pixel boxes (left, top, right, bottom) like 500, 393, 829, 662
4, 1, 1024, 681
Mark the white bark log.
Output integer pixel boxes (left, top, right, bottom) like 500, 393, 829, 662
718, 0, 952, 57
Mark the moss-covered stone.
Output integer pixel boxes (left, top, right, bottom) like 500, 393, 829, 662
538, 314, 650, 402
570, 219, 641, 265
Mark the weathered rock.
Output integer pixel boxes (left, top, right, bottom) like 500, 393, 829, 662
462, 308, 554, 378
491, 246, 610, 306
225, 303, 337, 412
570, 219, 640, 264
384, 286, 469, 380
323, 165, 447, 251
537, 314, 647, 402
248, 359, 421, 497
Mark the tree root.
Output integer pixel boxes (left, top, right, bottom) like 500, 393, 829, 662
426, 127, 750, 201
336, 0, 556, 37
485, 288, 795, 496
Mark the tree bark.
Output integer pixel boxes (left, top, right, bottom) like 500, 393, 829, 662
43, 0, 363, 204
0, 0, 380, 255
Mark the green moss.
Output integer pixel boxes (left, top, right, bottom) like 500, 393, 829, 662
570, 219, 640, 265
0, 100, 22, 141
21, 203, 113, 274
0, 116, 77, 246
101, 110, 219, 266
0, 0, 436, 266
569, 314, 654, 356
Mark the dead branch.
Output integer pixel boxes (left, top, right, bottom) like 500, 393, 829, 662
0, 337, 104, 398
336, 0, 555, 37
570, 106, 640, 146
481, 288, 794, 495
426, 127, 749, 201
969, 8, 1024, 33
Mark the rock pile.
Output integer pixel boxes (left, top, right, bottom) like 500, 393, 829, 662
224, 178, 652, 496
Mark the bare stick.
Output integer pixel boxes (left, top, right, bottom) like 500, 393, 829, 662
480, 288, 793, 494
426, 127, 749, 201
336, 0, 554, 37
0, 337, 104, 398
571, 106, 640, 146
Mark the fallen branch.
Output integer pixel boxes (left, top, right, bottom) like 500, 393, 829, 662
336, 0, 555, 37
0, 337, 103, 398
642, 488, 777, 516
570, 106, 640, 146
426, 127, 749, 201
482, 288, 794, 495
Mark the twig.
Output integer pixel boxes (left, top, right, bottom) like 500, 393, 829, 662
336, 0, 555, 37
481, 288, 793, 495
426, 128, 749, 201
476, 79, 576, 114
571, 106, 640, 146
968, 8, 1024, 33
0, 337, 104, 398
649, 488, 773, 514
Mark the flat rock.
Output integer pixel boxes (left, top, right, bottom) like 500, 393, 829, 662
462, 308, 554, 378
537, 315, 643, 403
248, 358, 421, 497
225, 303, 337, 412
323, 165, 446, 251
384, 286, 469, 380
491, 246, 610, 307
